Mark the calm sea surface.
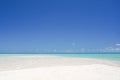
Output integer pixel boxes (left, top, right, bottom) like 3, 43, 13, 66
0, 53, 120, 61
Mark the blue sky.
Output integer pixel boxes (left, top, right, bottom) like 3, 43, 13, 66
0, 0, 120, 53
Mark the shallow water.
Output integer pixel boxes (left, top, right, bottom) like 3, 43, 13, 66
54, 54, 120, 61
0, 53, 120, 61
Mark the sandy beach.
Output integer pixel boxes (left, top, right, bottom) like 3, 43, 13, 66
0, 56, 120, 80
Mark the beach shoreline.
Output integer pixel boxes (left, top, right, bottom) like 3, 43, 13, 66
0, 55, 120, 71
0, 56, 120, 80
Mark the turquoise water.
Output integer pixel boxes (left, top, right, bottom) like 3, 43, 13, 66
0, 53, 120, 61
54, 54, 120, 61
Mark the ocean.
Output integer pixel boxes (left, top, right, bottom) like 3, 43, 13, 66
54, 54, 120, 61
0, 53, 120, 61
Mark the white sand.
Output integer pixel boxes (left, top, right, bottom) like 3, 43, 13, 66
0, 56, 120, 80
0, 64, 120, 80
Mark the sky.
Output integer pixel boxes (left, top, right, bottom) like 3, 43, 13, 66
0, 0, 120, 53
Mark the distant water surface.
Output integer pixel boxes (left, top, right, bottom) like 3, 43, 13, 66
54, 54, 120, 61
0, 53, 120, 61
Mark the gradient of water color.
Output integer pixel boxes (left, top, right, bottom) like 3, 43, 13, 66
0, 53, 120, 61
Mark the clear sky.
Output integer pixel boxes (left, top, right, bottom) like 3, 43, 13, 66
0, 0, 120, 53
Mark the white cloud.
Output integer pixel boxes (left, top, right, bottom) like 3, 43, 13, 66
53, 49, 57, 52
115, 48, 120, 51
103, 47, 120, 52
72, 42, 76, 46
115, 44, 120, 46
